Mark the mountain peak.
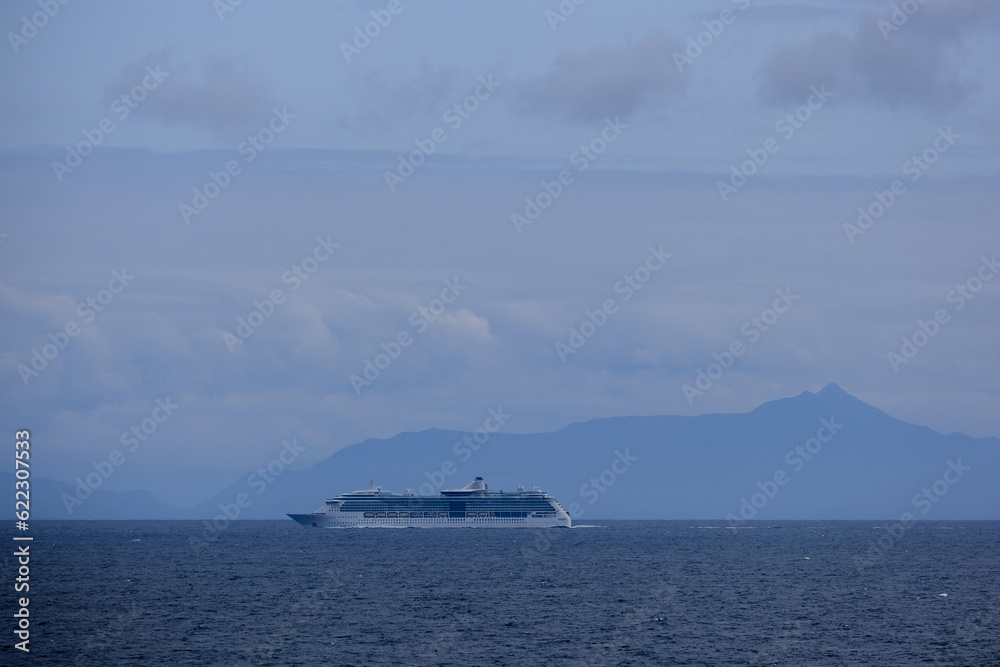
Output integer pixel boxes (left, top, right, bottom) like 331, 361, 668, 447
785, 382, 852, 403
751, 382, 871, 419
816, 382, 849, 397
790, 383, 848, 400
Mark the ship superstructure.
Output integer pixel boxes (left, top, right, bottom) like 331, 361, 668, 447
288, 477, 571, 528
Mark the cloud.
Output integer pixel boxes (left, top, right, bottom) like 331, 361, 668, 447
515, 32, 688, 121
103, 49, 274, 135
758, 0, 998, 109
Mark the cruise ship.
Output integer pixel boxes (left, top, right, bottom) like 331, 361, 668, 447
288, 477, 571, 528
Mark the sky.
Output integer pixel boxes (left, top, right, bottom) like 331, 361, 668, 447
1, 0, 998, 508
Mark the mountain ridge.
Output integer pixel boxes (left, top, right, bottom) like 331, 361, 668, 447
24, 383, 1000, 520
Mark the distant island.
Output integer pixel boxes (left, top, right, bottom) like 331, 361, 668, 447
14, 384, 998, 521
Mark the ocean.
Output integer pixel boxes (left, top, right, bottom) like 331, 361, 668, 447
3, 521, 998, 666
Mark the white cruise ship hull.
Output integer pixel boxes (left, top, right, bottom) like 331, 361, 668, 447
288, 511, 569, 528
288, 477, 572, 528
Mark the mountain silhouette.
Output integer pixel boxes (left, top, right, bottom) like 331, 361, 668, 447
26, 384, 999, 520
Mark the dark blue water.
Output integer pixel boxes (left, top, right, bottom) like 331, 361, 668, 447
3, 521, 998, 666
